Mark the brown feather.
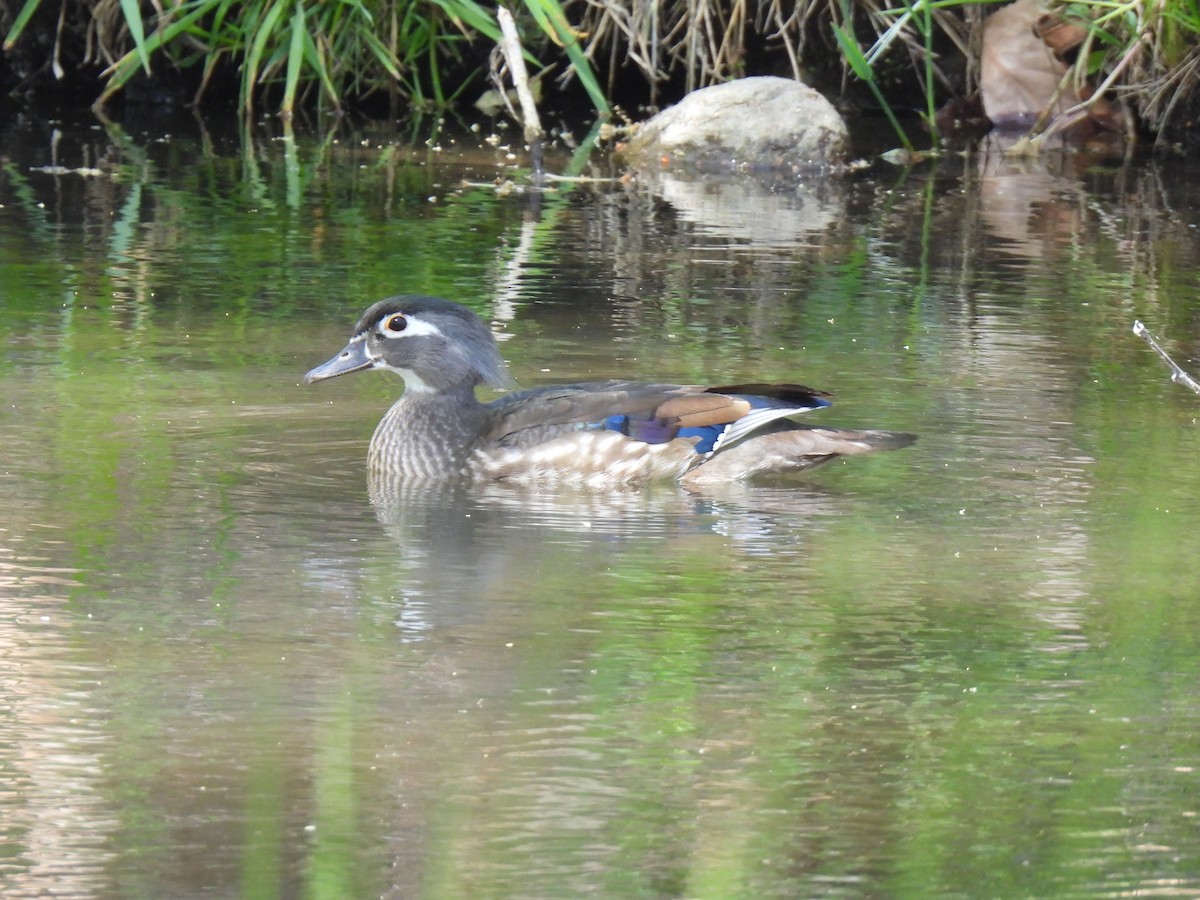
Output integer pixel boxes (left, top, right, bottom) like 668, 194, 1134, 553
657, 394, 753, 428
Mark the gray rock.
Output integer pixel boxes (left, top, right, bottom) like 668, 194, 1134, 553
620, 76, 850, 175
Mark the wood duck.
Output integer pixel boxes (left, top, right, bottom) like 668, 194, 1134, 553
305, 295, 915, 486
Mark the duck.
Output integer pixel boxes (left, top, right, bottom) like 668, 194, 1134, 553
304, 295, 915, 486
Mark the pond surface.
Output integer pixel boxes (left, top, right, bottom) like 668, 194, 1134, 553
2, 112, 1200, 898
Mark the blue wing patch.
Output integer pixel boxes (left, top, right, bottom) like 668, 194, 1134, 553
601, 392, 831, 455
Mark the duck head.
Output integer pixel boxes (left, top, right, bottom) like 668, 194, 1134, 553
305, 295, 512, 394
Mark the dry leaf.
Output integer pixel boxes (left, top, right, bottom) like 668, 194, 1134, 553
981, 0, 1082, 125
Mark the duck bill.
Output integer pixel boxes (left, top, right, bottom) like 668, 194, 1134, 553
304, 336, 373, 383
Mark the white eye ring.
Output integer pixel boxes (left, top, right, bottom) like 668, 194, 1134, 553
375, 316, 443, 339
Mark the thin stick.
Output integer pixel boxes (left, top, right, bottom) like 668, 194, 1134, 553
497, 6, 544, 184
496, 7, 543, 144
1133, 320, 1200, 395
1028, 32, 1150, 150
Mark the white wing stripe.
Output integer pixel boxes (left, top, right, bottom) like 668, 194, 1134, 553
709, 406, 814, 456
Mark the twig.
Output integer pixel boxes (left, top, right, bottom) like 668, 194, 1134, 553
1133, 320, 1200, 395
1020, 32, 1150, 153
496, 6, 544, 184
496, 7, 543, 144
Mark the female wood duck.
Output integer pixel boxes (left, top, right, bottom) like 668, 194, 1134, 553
305, 295, 915, 486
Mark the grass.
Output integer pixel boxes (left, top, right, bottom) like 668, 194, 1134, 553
3, 0, 607, 118
2, 0, 1198, 144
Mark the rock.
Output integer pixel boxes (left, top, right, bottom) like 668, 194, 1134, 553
620, 76, 850, 175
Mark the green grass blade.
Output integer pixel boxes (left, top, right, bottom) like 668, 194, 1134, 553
430, 0, 502, 42
242, 0, 289, 114
360, 30, 402, 80
921, 0, 938, 142
524, 0, 609, 113
2, 0, 43, 51
832, 21, 914, 151
283, 4, 305, 116
427, 34, 445, 104
831, 22, 875, 81
561, 39, 608, 113
119, 0, 153, 74
96, 4, 212, 104
300, 27, 341, 109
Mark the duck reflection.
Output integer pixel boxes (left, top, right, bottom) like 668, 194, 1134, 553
366, 473, 859, 596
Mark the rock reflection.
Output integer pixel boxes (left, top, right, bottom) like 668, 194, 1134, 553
635, 170, 845, 250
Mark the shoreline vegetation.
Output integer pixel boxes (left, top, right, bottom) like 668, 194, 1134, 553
2, 1, 1198, 150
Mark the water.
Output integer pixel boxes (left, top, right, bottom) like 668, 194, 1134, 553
2, 113, 1200, 898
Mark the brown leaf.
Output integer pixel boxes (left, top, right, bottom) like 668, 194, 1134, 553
981, 0, 1082, 125
1034, 13, 1089, 59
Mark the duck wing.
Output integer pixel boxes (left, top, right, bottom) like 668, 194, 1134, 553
482, 380, 832, 450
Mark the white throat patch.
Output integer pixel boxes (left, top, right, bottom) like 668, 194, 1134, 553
384, 364, 435, 393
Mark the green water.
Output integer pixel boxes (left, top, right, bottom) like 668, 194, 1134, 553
1, 115, 1199, 898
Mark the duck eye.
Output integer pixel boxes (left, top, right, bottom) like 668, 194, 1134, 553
383, 314, 408, 333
